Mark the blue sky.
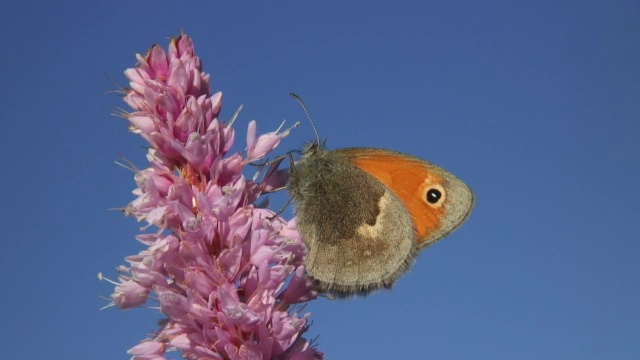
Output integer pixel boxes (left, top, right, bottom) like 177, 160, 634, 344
2, 1, 638, 359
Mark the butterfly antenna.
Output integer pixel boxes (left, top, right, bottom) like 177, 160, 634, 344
289, 93, 320, 146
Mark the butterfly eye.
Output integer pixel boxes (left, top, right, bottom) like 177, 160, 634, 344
423, 184, 446, 208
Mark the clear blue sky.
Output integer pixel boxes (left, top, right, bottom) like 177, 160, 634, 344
2, 1, 638, 359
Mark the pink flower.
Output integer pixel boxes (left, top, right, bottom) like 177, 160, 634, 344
112, 278, 150, 309
246, 120, 295, 162
103, 34, 322, 359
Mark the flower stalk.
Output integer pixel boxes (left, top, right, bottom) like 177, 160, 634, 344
103, 34, 322, 360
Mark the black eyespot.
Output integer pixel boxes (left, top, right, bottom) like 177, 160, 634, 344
426, 188, 442, 204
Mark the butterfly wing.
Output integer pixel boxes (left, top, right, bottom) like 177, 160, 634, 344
334, 148, 474, 248
289, 146, 417, 296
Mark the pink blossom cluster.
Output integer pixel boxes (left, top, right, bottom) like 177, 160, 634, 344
104, 35, 322, 360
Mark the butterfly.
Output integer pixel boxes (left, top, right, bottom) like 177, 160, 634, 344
287, 94, 474, 297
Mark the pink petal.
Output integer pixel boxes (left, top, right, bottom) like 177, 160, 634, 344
128, 341, 166, 356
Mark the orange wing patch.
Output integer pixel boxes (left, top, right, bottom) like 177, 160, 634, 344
338, 148, 446, 246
